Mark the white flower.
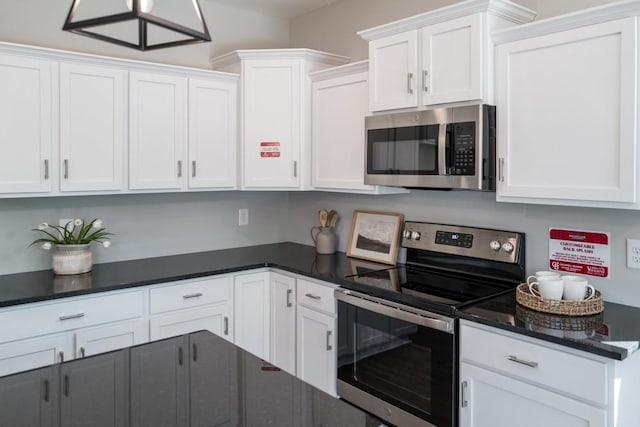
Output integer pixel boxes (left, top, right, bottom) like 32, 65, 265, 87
73, 218, 83, 227
92, 219, 103, 229
41, 242, 52, 250
38, 222, 48, 230
102, 240, 111, 248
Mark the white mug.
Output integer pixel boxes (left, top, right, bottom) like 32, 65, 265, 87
526, 270, 561, 285
562, 275, 596, 301
529, 276, 564, 300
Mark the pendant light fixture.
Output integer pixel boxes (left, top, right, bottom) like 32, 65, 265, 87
62, 0, 211, 51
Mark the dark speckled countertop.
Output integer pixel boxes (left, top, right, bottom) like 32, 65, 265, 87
1, 242, 639, 361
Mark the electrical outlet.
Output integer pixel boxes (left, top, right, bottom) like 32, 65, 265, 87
59, 218, 74, 232
238, 209, 249, 226
626, 239, 640, 269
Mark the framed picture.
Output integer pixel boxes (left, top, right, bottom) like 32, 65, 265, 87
347, 210, 404, 265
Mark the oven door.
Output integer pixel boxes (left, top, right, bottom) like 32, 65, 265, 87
336, 290, 455, 427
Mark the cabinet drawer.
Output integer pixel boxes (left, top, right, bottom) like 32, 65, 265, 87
297, 279, 336, 315
460, 323, 608, 405
150, 304, 232, 341
150, 276, 231, 314
0, 290, 146, 343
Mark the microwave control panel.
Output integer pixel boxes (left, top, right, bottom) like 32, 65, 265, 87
449, 121, 475, 175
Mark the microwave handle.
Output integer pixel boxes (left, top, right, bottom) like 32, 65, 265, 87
438, 123, 448, 176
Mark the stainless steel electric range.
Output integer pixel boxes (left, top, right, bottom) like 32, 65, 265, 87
337, 221, 525, 427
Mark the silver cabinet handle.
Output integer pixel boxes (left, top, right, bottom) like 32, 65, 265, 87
59, 313, 85, 321
305, 293, 321, 300
423, 70, 429, 92
79, 347, 85, 358
461, 381, 468, 408
192, 160, 196, 177
44, 159, 49, 180
507, 355, 539, 368
182, 292, 203, 299
499, 157, 505, 182
407, 72, 414, 94
58, 351, 64, 363
63, 159, 69, 179
286, 289, 293, 307
326, 330, 332, 351
223, 316, 229, 335
177, 160, 182, 178
293, 161, 297, 178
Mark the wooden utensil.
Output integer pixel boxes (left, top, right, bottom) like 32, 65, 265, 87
327, 210, 338, 228
319, 209, 328, 227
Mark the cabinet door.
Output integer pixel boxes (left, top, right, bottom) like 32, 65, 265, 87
130, 336, 188, 427
0, 53, 52, 193
421, 13, 483, 105
270, 272, 296, 374
496, 17, 637, 206
296, 306, 336, 397
59, 63, 126, 192
234, 272, 270, 360
0, 333, 72, 377
188, 78, 238, 189
459, 363, 606, 427
189, 331, 240, 427
60, 350, 129, 427
0, 365, 58, 427
129, 72, 186, 190
369, 30, 418, 111
75, 319, 148, 359
243, 59, 301, 189
150, 304, 232, 342
312, 70, 375, 192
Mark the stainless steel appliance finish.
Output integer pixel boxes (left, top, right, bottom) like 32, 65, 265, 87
365, 104, 496, 190
338, 222, 525, 427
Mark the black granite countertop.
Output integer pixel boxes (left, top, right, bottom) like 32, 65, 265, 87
1, 242, 639, 361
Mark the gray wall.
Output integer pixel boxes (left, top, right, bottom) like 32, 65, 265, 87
2, 192, 289, 275
288, 0, 640, 307
290, 0, 618, 60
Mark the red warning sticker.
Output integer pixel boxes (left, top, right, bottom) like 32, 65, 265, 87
260, 141, 280, 158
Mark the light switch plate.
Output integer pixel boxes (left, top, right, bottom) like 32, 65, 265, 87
238, 209, 248, 226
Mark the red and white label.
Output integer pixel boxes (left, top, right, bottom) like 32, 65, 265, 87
260, 141, 280, 158
549, 228, 610, 278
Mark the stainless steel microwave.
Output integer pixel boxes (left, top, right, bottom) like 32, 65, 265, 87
364, 104, 496, 190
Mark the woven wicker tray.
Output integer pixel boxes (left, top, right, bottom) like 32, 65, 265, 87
515, 283, 604, 316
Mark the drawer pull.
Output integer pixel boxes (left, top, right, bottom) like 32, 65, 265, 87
305, 293, 321, 300
183, 292, 203, 299
507, 355, 539, 368
286, 289, 293, 307
59, 313, 85, 321
461, 381, 468, 408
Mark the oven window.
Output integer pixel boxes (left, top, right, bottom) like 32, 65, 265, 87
367, 124, 439, 175
337, 301, 453, 426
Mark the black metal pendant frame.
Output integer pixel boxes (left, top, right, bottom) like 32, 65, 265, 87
62, 0, 211, 51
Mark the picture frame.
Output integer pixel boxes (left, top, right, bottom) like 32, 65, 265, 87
346, 210, 404, 265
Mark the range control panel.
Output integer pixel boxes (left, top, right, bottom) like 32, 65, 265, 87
402, 221, 523, 264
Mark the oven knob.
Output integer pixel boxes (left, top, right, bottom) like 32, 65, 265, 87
502, 242, 515, 253
489, 240, 501, 251
411, 231, 421, 240
403, 230, 412, 239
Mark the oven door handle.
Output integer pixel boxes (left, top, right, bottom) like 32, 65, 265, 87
335, 289, 454, 334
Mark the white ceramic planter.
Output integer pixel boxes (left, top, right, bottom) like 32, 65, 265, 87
52, 244, 92, 275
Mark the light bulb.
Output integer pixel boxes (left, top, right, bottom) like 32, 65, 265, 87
125, 0, 154, 13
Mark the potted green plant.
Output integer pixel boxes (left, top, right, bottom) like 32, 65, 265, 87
31, 218, 112, 275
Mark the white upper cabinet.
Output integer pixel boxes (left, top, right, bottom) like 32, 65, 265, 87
188, 78, 238, 190
310, 61, 407, 194
359, 0, 535, 112
494, 6, 640, 209
59, 63, 126, 192
129, 71, 187, 190
0, 53, 52, 194
211, 49, 349, 190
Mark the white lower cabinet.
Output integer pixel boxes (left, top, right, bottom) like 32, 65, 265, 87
270, 272, 296, 375
234, 271, 271, 360
0, 333, 71, 377
459, 320, 640, 427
